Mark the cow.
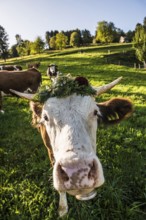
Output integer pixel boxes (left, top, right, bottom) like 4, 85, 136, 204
27, 62, 40, 69
10, 76, 133, 217
0, 68, 42, 113
0, 65, 23, 71
46, 64, 61, 82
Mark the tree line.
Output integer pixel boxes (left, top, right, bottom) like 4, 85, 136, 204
0, 18, 146, 65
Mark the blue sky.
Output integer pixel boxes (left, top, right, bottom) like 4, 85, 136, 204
0, 0, 146, 47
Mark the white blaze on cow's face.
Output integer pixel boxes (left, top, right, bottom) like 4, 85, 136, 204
41, 94, 104, 197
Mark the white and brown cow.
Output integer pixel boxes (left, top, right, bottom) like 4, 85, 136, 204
46, 64, 61, 82
0, 65, 22, 71
10, 76, 133, 217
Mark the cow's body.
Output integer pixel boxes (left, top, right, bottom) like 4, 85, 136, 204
10, 76, 133, 217
0, 65, 22, 71
0, 68, 42, 112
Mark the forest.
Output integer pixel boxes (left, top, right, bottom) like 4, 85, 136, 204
0, 17, 146, 65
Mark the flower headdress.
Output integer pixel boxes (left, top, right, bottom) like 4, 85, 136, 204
34, 75, 96, 103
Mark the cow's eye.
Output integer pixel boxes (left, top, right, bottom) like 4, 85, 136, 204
44, 114, 49, 121
94, 110, 98, 116
94, 110, 102, 118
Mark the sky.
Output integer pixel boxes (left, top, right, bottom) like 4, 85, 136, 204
0, 0, 146, 48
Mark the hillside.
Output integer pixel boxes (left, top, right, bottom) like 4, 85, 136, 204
0, 43, 146, 220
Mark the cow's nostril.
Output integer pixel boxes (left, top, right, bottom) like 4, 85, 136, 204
58, 164, 69, 182
88, 160, 97, 179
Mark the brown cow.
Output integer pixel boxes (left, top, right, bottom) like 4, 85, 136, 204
27, 62, 40, 69
0, 68, 42, 112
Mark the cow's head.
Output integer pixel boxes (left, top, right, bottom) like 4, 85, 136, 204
46, 64, 59, 82
48, 64, 58, 74
10, 76, 133, 216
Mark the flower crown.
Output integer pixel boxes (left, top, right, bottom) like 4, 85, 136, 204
34, 75, 96, 103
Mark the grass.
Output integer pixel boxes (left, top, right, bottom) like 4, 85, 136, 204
0, 43, 146, 220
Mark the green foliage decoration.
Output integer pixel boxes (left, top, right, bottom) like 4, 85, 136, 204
34, 75, 97, 103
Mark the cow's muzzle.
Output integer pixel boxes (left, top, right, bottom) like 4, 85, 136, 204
53, 158, 104, 195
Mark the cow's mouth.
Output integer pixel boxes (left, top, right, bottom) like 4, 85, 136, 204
66, 187, 97, 199
66, 188, 97, 200
76, 189, 97, 200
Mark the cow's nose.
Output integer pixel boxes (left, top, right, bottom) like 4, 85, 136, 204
58, 160, 98, 186
88, 160, 97, 179
58, 164, 70, 182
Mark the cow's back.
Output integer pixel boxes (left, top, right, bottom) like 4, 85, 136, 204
0, 69, 42, 93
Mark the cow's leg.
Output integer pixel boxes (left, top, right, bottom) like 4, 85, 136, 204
0, 91, 4, 114
58, 192, 68, 217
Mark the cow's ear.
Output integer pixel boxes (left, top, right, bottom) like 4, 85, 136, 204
29, 101, 42, 118
29, 101, 43, 128
97, 98, 133, 124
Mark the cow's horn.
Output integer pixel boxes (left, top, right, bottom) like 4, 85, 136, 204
10, 89, 35, 100
93, 77, 123, 95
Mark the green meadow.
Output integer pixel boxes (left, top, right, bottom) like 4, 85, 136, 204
0, 43, 146, 220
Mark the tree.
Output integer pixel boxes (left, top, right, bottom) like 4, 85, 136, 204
16, 41, 25, 56
49, 36, 56, 49
126, 30, 134, 42
45, 31, 50, 46
0, 25, 9, 60
10, 45, 19, 57
62, 30, 72, 45
16, 40, 31, 56
70, 31, 81, 47
133, 20, 146, 67
45, 30, 59, 47
55, 32, 68, 50
31, 36, 45, 54
113, 28, 125, 42
143, 16, 146, 27
95, 21, 116, 43
81, 29, 92, 45
24, 40, 31, 55
15, 34, 22, 45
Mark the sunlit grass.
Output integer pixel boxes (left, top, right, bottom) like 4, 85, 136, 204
0, 43, 146, 220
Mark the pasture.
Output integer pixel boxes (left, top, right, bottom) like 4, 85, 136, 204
0, 44, 146, 220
